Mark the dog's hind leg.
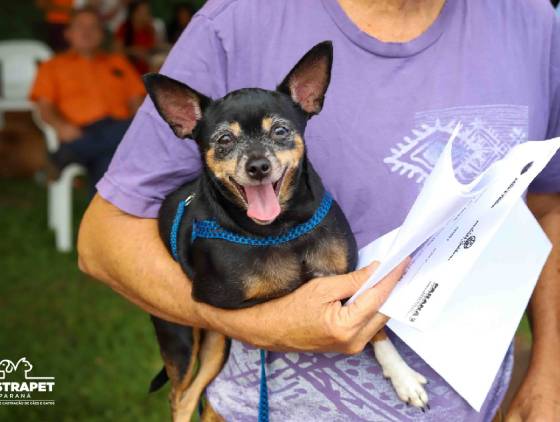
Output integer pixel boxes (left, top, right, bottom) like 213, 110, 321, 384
173, 330, 227, 422
371, 328, 429, 409
150, 317, 201, 420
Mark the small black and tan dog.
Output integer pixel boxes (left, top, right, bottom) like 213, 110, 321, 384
145, 42, 428, 421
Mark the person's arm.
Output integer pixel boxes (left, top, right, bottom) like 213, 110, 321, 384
507, 11, 560, 420
78, 194, 407, 353
506, 192, 560, 421
36, 99, 82, 142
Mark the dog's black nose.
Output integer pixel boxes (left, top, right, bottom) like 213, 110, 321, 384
246, 157, 272, 180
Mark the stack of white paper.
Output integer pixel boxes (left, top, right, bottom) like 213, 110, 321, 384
352, 127, 560, 409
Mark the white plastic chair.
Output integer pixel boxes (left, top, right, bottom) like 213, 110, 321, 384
0, 40, 52, 127
0, 40, 85, 252
32, 112, 85, 252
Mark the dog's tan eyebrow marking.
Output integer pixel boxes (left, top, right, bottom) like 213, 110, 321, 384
228, 121, 241, 137
261, 117, 273, 132
276, 134, 305, 164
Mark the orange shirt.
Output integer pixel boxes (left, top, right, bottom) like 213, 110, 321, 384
45, 0, 74, 24
30, 51, 145, 127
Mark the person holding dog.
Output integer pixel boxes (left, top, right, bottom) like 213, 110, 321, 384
78, 0, 560, 421
30, 7, 145, 195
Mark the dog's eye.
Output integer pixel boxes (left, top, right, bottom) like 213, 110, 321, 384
272, 125, 289, 139
216, 133, 234, 146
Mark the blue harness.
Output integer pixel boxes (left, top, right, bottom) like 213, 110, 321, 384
170, 191, 333, 259
168, 191, 333, 422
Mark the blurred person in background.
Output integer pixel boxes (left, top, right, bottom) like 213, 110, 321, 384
29, 7, 145, 196
36, 0, 75, 51
114, 0, 166, 74
166, 2, 195, 44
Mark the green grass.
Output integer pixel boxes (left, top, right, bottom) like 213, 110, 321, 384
517, 313, 532, 342
0, 179, 170, 421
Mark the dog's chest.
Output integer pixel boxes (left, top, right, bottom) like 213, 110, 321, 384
244, 235, 350, 300
189, 231, 350, 306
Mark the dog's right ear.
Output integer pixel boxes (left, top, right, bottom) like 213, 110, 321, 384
143, 73, 211, 139
277, 41, 333, 116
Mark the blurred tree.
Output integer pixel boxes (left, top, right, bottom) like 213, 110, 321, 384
0, 3, 44, 40
151, 0, 204, 22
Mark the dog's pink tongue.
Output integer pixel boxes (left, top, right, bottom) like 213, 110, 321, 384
244, 183, 281, 222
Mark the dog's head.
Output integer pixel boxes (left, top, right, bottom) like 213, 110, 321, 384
145, 41, 333, 225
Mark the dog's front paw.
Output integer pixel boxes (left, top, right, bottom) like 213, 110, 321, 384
372, 336, 429, 410
383, 364, 429, 409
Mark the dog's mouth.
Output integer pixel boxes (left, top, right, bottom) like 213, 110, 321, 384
230, 169, 286, 225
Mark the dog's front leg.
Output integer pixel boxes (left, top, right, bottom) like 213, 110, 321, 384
371, 329, 429, 409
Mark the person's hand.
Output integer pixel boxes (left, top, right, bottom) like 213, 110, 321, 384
55, 122, 82, 143
506, 363, 560, 422
201, 259, 410, 354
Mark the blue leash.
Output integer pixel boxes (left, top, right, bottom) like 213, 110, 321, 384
168, 191, 333, 422
258, 349, 269, 422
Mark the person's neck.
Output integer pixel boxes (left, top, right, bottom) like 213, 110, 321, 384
71, 48, 100, 59
337, 0, 446, 42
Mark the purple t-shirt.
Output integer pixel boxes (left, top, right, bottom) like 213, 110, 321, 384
98, 0, 560, 420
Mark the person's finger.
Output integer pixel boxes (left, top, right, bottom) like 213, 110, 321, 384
348, 257, 411, 319
354, 312, 389, 346
326, 261, 380, 301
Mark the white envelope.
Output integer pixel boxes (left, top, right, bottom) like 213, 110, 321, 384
376, 201, 550, 410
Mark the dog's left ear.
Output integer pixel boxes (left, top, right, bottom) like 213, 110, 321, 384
277, 41, 333, 116
143, 73, 212, 139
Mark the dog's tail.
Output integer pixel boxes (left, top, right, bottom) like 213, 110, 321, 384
148, 366, 169, 393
